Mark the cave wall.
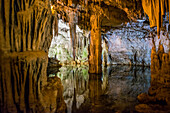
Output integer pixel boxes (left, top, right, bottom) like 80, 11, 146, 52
0, 0, 53, 54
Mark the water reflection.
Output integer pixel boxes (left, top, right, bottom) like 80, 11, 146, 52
0, 52, 66, 113
1, 51, 169, 113
52, 65, 151, 113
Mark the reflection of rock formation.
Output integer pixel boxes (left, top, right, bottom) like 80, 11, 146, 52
136, 43, 170, 112
57, 66, 89, 113
57, 65, 151, 113
106, 66, 150, 112
0, 53, 66, 113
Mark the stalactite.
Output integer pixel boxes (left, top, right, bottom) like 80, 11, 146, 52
54, 15, 58, 37
69, 23, 77, 61
142, 0, 170, 38
0, 0, 53, 53
88, 4, 102, 74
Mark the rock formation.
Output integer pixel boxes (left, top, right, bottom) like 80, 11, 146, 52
0, 0, 66, 112
136, 42, 170, 112
0, 0, 53, 53
142, 0, 170, 38
50, 0, 143, 73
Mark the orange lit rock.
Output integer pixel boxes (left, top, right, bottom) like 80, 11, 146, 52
142, 0, 170, 38
0, 0, 53, 53
88, 5, 102, 74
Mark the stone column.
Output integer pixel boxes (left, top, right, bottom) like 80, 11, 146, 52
89, 7, 102, 74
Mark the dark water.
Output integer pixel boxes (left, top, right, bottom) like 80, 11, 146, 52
50, 65, 151, 113
1, 55, 170, 113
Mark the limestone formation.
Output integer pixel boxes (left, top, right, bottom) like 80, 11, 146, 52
88, 4, 102, 74
136, 42, 170, 112
0, 0, 53, 53
142, 0, 170, 38
50, 0, 142, 73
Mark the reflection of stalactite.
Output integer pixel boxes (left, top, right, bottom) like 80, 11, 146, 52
89, 74, 103, 105
0, 53, 66, 113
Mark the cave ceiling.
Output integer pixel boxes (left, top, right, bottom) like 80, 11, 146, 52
51, 0, 143, 30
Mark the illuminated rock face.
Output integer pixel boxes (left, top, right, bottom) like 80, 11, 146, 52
106, 21, 170, 66
89, 8, 102, 74
0, 0, 53, 53
0, 53, 66, 113
48, 20, 89, 64
49, 0, 143, 72
142, 0, 170, 37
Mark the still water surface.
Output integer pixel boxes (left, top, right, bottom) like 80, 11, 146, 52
0, 56, 151, 113
49, 65, 151, 113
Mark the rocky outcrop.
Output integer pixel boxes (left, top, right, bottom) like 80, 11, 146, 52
0, 0, 53, 53
136, 43, 170, 112
101, 0, 143, 21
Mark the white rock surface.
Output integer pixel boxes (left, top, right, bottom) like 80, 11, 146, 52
49, 19, 170, 66
106, 21, 170, 66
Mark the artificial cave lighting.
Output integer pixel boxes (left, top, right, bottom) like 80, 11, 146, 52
0, 0, 170, 113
